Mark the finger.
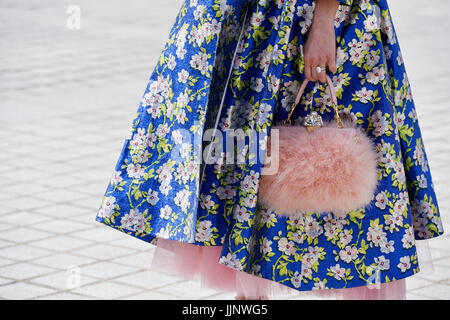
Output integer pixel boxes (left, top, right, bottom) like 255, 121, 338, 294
313, 65, 325, 82
304, 62, 312, 81
318, 67, 327, 83
327, 56, 337, 73
311, 66, 319, 82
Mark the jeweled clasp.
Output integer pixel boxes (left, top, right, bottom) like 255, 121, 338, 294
303, 111, 323, 132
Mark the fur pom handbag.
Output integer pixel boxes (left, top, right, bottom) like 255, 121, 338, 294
258, 75, 379, 218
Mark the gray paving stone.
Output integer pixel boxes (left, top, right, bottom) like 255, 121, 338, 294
79, 261, 139, 280
122, 290, 181, 300
0, 227, 53, 244
0, 282, 57, 300
32, 203, 89, 218
0, 196, 54, 211
0, 211, 53, 226
72, 244, 135, 261
31, 235, 93, 252
0, 262, 56, 280
114, 270, 180, 290
409, 283, 450, 300
157, 279, 221, 300
36, 292, 94, 300
32, 219, 91, 234
30, 270, 99, 290
0, 244, 53, 262
71, 226, 126, 243
33, 253, 96, 270
71, 281, 143, 300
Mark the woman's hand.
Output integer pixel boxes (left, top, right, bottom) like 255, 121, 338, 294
303, 0, 339, 83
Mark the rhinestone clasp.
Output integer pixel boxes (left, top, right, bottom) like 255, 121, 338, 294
303, 111, 323, 132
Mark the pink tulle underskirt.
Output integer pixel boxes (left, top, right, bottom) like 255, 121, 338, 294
150, 238, 434, 300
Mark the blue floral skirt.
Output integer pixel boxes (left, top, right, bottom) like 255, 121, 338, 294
96, 0, 444, 294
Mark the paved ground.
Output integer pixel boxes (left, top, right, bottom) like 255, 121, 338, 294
0, 0, 449, 300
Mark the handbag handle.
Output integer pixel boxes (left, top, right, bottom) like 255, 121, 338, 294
284, 75, 344, 128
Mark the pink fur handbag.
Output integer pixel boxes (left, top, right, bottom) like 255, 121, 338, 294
258, 75, 378, 218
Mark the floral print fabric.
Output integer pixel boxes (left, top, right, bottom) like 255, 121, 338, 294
97, 0, 444, 292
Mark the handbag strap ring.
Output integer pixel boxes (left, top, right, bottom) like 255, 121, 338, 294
284, 75, 344, 129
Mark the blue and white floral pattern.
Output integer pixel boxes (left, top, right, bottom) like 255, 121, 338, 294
97, 0, 444, 292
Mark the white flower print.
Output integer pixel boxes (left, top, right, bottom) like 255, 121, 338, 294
277, 237, 296, 256
336, 47, 349, 68
256, 47, 272, 75
329, 264, 346, 281
156, 163, 173, 184
366, 66, 386, 85
98, 196, 116, 218
335, 5, 349, 28
120, 209, 146, 233
349, 47, 363, 64
147, 102, 163, 119
374, 256, 390, 271
110, 171, 123, 186
397, 256, 411, 272
291, 271, 303, 288
380, 240, 395, 254
274, 0, 286, 9
190, 51, 210, 75
156, 227, 170, 239
312, 280, 329, 290
172, 130, 184, 145
242, 194, 257, 208
219, 252, 243, 271
233, 205, 250, 223
364, 14, 379, 31
394, 162, 406, 185
269, 14, 280, 30
261, 237, 273, 255
304, 215, 324, 239
136, 150, 151, 164
366, 50, 381, 69
413, 143, 428, 172
339, 230, 353, 247
195, 220, 213, 242
355, 87, 374, 103
250, 77, 264, 93
402, 227, 415, 249
339, 246, 358, 263
159, 182, 172, 196
417, 174, 427, 188
127, 163, 145, 179
216, 185, 236, 200
251, 11, 265, 27
193, 4, 206, 20
280, 80, 300, 110
371, 110, 389, 137
268, 75, 280, 93
174, 189, 190, 212
167, 54, 177, 70
380, 14, 396, 45
297, 3, 315, 34
156, 123, 170, 138
160, 205, 172, 220
146, 189, 159, 206
256, 103, 271, 126
178, 69, 189, 84
200, 194, 214, 210
367, 224, 387, 247
291, 231, 305, 244
375, 191, 388, 210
